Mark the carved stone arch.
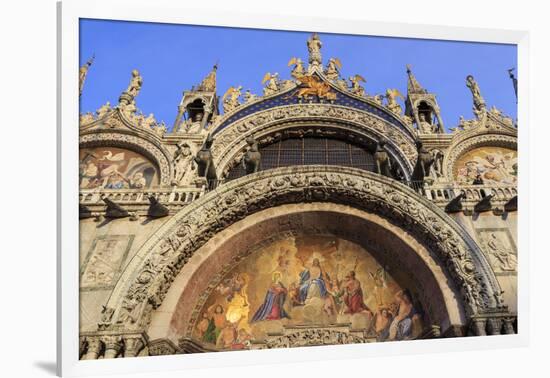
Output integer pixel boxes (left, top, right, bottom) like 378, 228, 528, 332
217, 123, 412, 181
413, 98, 437, 110
99, 166, 504, 336
211, 82, 299, 132
210, 104, 417, 180
79, 129, 173, 187
443, 131, 517, 182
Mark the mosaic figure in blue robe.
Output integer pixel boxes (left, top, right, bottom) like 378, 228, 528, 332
298, 258, 329, 303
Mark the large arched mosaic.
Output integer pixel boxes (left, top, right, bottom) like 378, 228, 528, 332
189, 233, 435, 350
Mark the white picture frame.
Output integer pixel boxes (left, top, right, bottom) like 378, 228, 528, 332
58, 1, 530, 376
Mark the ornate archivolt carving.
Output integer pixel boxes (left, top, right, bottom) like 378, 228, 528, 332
98, 166, 504, 335
258, 328, 366, 349
80, 105, 167, 137
210, 104, 418, 177
79, 131, 173, 187
443, 130, 517, 182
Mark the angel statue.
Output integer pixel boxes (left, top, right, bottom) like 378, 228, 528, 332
222, 86, 242, 114
307, 33, 323, 69
288, 57, 305, 79
125, 69, 143, 99
262, 72, 279, 96
349, 74, 366, 96
325, 58, 342, 80
466, 75, 486, 113
385, 88, 405, 115
288, 58, 305, 79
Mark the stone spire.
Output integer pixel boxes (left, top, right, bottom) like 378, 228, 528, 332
507, 68, 518, 103
406, 64, 426, 95
79, 55, 94, 96
172, 64, 220, 133
197, 64, 217, 92
404, 64, 445, 134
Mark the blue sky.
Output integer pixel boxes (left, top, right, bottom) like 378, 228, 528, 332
79, 19, 517, 132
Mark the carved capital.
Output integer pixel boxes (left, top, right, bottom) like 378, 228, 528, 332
101, 335, 123, 359
486, 318, 503, 335
148, 338, 178, 356
123, 336, 145, 357
471, 319, 487, 336
502, 317, 516, 334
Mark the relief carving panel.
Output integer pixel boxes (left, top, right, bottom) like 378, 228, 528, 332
81, 235, 135, 290
476, 228, 517, 275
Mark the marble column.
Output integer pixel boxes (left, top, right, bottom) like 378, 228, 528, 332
503, 318, 516, 334
200, 105, 213, 131
472, 319, 487, 336
79, 337, 87, 359
173, 104, 185, 132
81, 338, 102, 360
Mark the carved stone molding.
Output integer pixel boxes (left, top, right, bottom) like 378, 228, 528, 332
443, 132, 517, 182
210, 104, 417, 177
79, 131, 172, 187
98, 166, 504, 336
257, 328, 366, 349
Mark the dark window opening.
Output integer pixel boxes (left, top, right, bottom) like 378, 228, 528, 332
226, 136, 378, 181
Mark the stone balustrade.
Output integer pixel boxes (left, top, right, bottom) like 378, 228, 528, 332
80, 187, 206, 216
423, 182, 517, 210
80, 187, 205, 205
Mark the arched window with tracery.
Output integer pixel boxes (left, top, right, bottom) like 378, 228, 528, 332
226, 136, 378, 181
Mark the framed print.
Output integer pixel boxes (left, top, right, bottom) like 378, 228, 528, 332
58, 1, 529, 376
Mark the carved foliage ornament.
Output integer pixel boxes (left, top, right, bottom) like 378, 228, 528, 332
101, 166, 501, 334
262, 329, 365, 349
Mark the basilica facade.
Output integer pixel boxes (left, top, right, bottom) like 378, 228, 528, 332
78, 33, 518, 359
